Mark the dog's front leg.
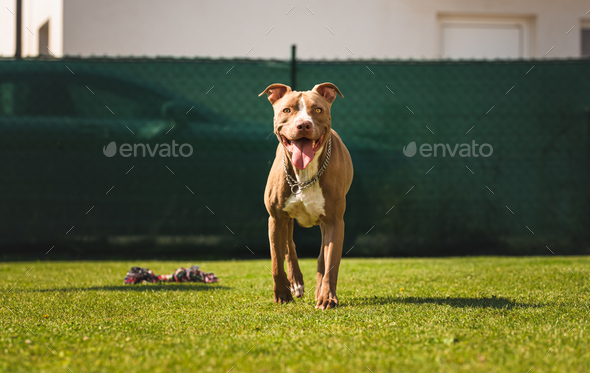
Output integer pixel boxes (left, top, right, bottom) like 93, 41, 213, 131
316, 219, 344, 310
315, 223, 325, 301
269, 215, 294, 304
286, 219, 305, 298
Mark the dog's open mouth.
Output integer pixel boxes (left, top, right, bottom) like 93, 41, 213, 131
281, 132, 325, 170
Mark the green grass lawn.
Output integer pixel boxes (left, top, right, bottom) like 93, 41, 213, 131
1, 257, 589, 372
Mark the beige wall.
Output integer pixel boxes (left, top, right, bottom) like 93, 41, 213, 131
22, 0, 63, 56
61, 0, 590, 59
0, 0, 63, 57
3, 1, 590, 59
0, 0, 17, 56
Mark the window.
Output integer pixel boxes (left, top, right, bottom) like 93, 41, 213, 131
38, 20, 50, 56
439, 14, 535, 59
581, 21, 590, 58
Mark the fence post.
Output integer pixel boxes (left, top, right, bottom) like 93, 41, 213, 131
15, 0, 22, 58
291, 44, 297, 90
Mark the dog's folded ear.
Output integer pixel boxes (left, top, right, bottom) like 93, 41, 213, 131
312, 82, 343, 104
259, 83, 292, 105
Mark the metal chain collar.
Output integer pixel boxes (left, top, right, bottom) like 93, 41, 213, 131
282, 137, 332, 195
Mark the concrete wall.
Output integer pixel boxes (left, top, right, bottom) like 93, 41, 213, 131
0, 0, 63, 57
0, 0, 17, 56
2, 1, 590, 59
61, 0, 590, 59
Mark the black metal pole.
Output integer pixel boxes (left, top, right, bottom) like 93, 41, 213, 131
291, 44, 296, 90
15, 0, 22, 58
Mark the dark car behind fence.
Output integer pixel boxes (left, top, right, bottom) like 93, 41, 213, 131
1, 57, 589, 258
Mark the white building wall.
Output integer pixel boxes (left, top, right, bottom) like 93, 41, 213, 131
0, 0, 63, 57
2, 0, 589, 59
61, 0, 590, 59
22, 0, 63, 56
0, 0, 17, 56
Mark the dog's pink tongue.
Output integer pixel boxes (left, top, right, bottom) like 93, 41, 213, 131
291, 138, 314, 170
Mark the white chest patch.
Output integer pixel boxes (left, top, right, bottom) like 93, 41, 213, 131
282, 145, 326, 228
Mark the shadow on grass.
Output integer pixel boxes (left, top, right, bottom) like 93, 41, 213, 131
348, 296, 540, 309
29, 283, 229, 293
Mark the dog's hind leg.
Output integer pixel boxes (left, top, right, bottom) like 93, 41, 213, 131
285, 218, 305, 298
315, 223, 325, 301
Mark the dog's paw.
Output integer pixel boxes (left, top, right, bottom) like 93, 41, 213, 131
315, 283, 322, 301
274, 286, 294, 304
315, 292, 338, 310
290, 283, 304, 298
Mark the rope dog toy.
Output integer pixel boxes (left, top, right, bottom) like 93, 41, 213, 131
124, 265, 218, 284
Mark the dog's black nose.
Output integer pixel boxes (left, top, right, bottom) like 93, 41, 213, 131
296, 120, 312, 132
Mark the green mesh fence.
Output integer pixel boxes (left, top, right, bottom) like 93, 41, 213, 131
1, 57, 589, 258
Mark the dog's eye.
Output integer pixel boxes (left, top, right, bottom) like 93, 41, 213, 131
283, 108, 291, 114
315, 108, 323, 114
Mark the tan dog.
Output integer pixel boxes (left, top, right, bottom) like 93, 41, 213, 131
259, 82, 353, 309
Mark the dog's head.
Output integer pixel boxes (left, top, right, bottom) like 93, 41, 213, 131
259, 82, 343, 170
